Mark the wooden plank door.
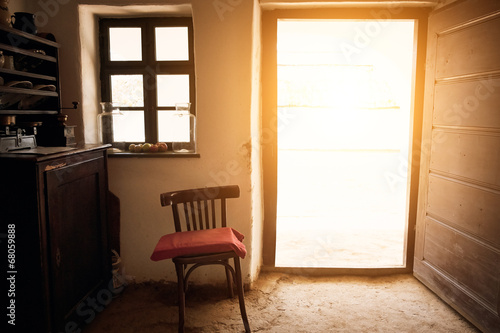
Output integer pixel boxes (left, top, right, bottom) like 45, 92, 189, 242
414, 1, 500, 332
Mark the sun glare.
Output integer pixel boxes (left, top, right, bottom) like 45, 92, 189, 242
275, 19, 416, 268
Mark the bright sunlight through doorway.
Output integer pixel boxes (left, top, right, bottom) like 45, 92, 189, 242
275, 19, 415, 268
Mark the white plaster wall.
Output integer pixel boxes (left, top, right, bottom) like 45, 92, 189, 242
27, 0, 262, 285
249, 0, 263, 280
9, 0, 30, 13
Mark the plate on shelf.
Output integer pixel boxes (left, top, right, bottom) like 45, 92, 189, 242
0, 93, 24, 109
5, 80, 34, 89
0, 81, 34, 109
18, 84, 56, 110
33, 84, 56, 91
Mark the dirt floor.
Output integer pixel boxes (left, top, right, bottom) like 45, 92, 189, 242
83, 271, 479, 333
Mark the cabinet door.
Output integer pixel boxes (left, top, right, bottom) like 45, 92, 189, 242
45, 155, 109, 330
414, 1, 500, 332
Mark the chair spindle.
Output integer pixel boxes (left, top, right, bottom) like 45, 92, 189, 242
221, 198, 227, 227
203, 200, 210, 229
211, 200, 217, 228
183, 203, 191, 231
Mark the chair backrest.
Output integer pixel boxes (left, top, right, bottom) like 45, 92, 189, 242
160, 185, 240, 232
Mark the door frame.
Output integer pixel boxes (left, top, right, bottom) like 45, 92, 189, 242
262, 6, 430, 273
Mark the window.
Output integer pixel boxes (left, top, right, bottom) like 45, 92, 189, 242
99, 17, 195, 147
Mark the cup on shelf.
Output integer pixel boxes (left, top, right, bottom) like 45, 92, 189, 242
3, 55, 14, 70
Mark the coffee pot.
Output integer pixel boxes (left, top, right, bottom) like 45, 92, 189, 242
11, 12, 37, 34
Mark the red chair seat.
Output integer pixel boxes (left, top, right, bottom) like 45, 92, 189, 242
151, 227, 247, 261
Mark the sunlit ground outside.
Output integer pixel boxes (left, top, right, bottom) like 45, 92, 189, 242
275, 20, 415, 268
276, 148, 408, 268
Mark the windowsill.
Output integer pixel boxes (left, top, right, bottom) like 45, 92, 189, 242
107, 148, 200, 158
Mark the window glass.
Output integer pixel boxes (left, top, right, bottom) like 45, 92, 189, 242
158, 111, 190, 142
113, 111, 145, 142
155, 27, 189, 61
100, 18, 195, 147
157, 74, 190, 107
111, 75, 144, 107
109, 28, 142, 61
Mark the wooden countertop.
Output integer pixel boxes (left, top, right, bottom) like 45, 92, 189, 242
0, 144, 111, 162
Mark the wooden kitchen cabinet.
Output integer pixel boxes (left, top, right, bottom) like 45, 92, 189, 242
0, 24, 77, 148
0, 25, 61, 115
1, 145, 111, 332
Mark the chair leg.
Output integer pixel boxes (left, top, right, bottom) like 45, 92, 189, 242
224, 259, 234, 298
234, 257, 251, 333
175, 263, 186, 333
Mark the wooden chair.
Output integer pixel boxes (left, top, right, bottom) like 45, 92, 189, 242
154, 185, 251, 333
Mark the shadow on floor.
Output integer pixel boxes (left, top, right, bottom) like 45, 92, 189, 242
83, 272, 479, 333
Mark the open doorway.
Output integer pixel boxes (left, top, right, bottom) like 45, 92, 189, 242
274, 19, 416, 268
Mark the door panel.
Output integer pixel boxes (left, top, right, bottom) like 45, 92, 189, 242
427, 175, 500, 247
46, 157, 108, 328
430, 131, 500, 186
415, 1, 500, 332
433, 78, 500, 128
435, 16, 500, 79
423, 217, 499, 308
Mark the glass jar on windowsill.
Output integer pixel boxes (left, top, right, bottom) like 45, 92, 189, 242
97, 102, 122, 145
172, 103, 196, 153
